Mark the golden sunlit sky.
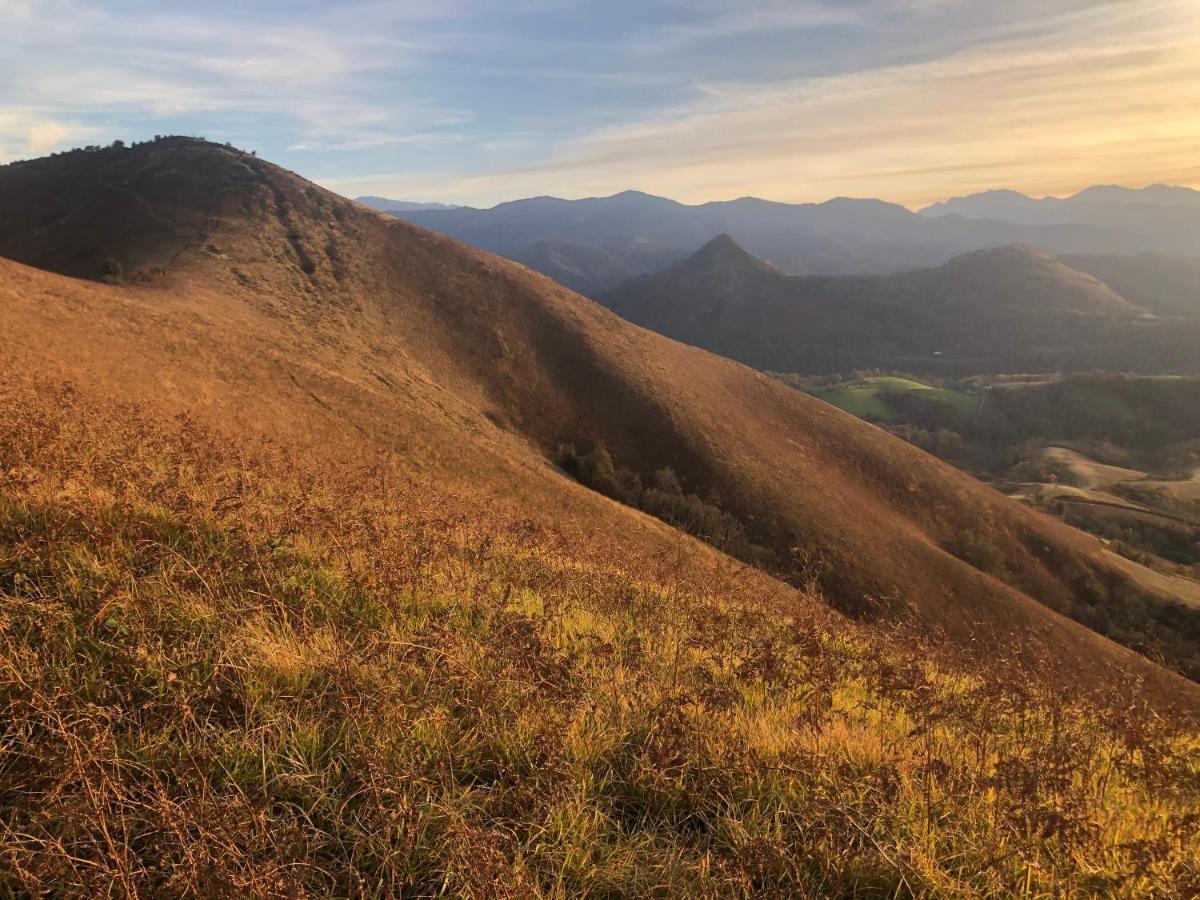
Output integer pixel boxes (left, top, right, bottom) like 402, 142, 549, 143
3, 0, 1199, 207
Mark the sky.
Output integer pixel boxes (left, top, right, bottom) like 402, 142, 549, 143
2, 0, 1199, 208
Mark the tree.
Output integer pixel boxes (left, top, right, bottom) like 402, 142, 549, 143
652, 467, 683, 496
577, 443, 621, 499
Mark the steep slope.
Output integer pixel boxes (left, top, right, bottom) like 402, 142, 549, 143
1060, 252, 1200, 317
602, 239, 1184, 375
603, 234, 927, 370
2, 138, 1197, 711
8, 375, 1199, 896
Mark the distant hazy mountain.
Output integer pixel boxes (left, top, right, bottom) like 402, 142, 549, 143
921, 186, 1200, 257
512, 240, 651, 297
355, 196, 461, 214
922, 185, 1200, 221
381, 189, 1149, 294
601, 237, 1200, 375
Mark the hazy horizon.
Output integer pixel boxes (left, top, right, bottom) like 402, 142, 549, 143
3, 0, 1198, 208
353, 180, 1199, 212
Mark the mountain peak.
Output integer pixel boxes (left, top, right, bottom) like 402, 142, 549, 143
686, 233, 778, 273
698, 232, 742, 253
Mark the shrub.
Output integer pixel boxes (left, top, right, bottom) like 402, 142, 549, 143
100, 256, 124, 284
950, 529, 1008, 577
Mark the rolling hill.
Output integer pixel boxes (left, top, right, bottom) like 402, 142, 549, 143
4, 137, 1200, 894
600, 235, 1200, 375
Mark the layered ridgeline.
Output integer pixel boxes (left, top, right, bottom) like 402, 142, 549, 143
362, 183, 1200, 295
600, 235, 1200, 375
3, 138, 1200, 894
920, 184, 1200, 258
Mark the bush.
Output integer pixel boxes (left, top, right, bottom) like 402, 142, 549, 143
100, 257, 124, 284
950, 530, 1008, 577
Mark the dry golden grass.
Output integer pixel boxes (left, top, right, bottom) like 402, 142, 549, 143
3, 377, 1199, 898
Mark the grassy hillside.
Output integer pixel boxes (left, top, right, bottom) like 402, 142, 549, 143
4, 377, 1200, 897
1, 139, 1185, 701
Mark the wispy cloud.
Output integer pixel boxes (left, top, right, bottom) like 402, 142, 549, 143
325, 0, 1200, 206
0, 109, 96, 162
0, 0, 462, 154
4, 0, 1198, 205
627, 2, 863, 54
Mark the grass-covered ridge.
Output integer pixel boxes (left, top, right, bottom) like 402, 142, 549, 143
2, 381, 1199, 897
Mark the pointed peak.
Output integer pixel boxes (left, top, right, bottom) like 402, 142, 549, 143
699, 233, 743, 253
682, 233, 780, 275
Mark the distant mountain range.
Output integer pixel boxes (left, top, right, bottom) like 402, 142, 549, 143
357, 184, 1200, 295
599, 236, 1200, 375
356, 196, 460, 214
921, 184, 1200, 222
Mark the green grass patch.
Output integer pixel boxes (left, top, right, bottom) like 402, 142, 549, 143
815, 376, 977, 422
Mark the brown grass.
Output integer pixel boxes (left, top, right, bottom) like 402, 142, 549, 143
3, 378, 1199, 897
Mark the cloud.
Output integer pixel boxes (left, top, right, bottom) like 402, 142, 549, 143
0, 0, 37, 18
26, 121, 70, 152
0, 110, 90, 160
325, 0, 1200, 207
0, 1, 463, 151
6, 0, 1199, 207
628, 3, 863, 54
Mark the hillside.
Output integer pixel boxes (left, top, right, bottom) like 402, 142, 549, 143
601, 237, 1198, 375
3, 138, 1200, 894
1060, 252, 1200, 317
790, 371, 1200, 671
9, 375, 1200, 895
